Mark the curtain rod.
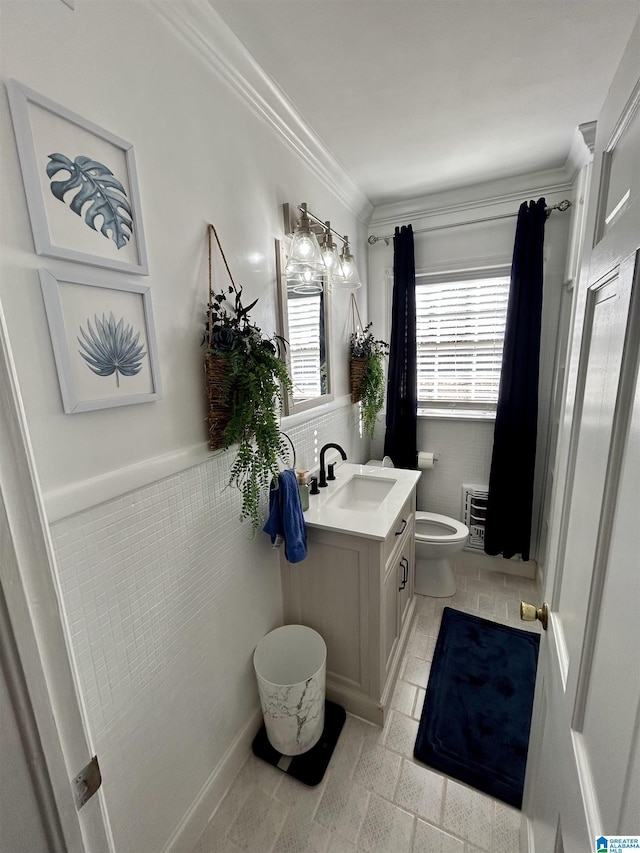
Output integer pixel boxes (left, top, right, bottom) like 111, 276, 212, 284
367, 199, 572, 245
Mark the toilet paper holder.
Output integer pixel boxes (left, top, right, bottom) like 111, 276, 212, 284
418, 451, 439, 469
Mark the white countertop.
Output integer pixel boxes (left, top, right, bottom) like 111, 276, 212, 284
304, 462, 421, 540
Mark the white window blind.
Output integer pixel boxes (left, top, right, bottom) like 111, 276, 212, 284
416, 274, 510, 409
287, 294, 321, 400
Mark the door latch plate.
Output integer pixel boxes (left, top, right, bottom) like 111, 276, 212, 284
72, 755, 101, 810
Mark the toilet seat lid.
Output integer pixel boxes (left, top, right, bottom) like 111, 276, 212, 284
415, 511, 469, 540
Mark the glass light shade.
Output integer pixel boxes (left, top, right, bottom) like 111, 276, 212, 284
322, 244, 345, 278
287, 267, 323, 294
320, 222, 345, 282
335, 238, 362, 289
291, 280, 324, 294
288, 230, 323, 265
286, 205, 324, 276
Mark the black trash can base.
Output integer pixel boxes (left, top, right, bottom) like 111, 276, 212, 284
251, 700, 346, 786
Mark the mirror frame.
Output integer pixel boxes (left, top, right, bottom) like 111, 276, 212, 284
275, 238, 333, 416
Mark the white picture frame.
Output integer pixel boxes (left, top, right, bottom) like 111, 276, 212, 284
7, 79, 149, 275
39, 268, 161, 413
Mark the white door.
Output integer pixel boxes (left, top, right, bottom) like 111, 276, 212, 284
0, 588, 51, 853
0, 304, 111, 853
523, 19, 640, 853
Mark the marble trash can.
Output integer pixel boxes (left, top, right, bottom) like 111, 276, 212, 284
253, 624, 327, 756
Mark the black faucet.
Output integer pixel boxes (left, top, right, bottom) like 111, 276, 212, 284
318, 443, 347, 488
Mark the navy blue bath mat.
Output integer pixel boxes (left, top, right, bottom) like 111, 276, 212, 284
414, 607, 540, 808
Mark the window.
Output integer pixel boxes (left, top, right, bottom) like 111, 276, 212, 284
287, 293, 322, 400
416, 271, 510, 412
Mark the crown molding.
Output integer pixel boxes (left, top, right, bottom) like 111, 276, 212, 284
563, 121, 597, 179
368, 166, 575, 231
152, 0, 373, 223
578, 121, 597, 154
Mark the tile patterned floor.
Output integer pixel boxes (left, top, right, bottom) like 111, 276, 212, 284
193, 563, 541, 853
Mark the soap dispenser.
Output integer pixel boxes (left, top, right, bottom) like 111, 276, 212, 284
296, 470, 310, 511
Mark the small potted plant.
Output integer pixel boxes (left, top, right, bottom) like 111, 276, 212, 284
203, 228, 293, 534
349, 321, 390, 437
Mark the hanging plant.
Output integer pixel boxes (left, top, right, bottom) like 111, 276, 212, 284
203, 225, 293, 534
349, 296, 389, 437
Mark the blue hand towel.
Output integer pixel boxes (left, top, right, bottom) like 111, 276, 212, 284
262, 469, 307, 563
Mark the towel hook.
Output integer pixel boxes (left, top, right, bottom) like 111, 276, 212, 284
280, 431, 297, 470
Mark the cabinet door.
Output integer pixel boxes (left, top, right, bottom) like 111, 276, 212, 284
398, 553, 411, 628
382, 517, 415, 682
398, 519, 415, 629
283, 530, 372, 695
382, 558, 400, 676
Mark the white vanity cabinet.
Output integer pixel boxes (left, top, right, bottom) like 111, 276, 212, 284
280, 488, 416, 726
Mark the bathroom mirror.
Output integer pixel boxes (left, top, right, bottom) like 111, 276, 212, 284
275, 239, 333, 415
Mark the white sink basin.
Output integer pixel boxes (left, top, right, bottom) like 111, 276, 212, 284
325, 474, 395, 512
304, 462, 421, 540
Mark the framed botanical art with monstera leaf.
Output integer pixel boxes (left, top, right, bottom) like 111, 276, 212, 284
7, 79, 148, 274
39, 268, 161, 412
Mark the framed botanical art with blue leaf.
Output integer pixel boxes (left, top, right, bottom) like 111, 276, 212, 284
7, 79, 148, 275
39, 268, 161, 412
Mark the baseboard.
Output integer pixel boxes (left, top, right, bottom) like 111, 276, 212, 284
161, 705, 262, 853
521, 814, 535, 853
326, 682, 383, 728
453, 549, 537, 580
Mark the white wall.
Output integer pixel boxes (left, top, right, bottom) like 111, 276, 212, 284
367, 170, 572, 556
0, 2, 370, 850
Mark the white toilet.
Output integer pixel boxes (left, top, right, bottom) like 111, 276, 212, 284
414, 512, 469, 597
365, 460, 469, 598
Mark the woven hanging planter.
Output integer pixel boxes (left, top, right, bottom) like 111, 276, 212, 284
204, 351, 232, 450
349, 356, 368, 403
204, 225, 236, 451
349, 294, 368, 403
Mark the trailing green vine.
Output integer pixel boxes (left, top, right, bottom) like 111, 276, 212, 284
350, 321, 389, 438
222, 336, 293, 533
360, 355, 386, 437
204, 224, 293, 535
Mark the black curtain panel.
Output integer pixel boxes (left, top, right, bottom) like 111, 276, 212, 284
485, 199, 547, 561
384, 224, 417, 469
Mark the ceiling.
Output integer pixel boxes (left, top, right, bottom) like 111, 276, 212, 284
208, 0, 639, 208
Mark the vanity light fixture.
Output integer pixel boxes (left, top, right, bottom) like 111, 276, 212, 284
283, 203, 362, 290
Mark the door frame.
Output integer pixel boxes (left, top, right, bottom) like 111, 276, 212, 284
0, 300, 111, 853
